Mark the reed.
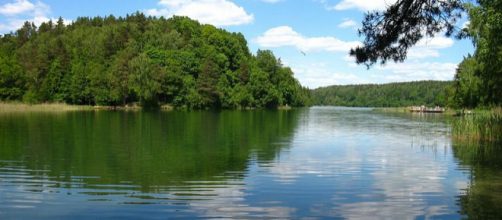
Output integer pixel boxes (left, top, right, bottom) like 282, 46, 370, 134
451, 107, 502, 143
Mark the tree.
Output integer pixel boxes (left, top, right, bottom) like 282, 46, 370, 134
350, 0, 464, 67
197, 58, 221, 107
451, 56, 480, 108
0, 55, 25, 100
68, 61, 92, 105
128, 53, 161, 106
465, 1, 502, 105
109, 49, 135, 105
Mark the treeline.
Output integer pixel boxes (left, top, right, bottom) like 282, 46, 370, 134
0, 13, 311, 108
451, 2, 502, 109
312, 81, 451, 107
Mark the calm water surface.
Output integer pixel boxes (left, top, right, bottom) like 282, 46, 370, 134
0, 107, 501, 219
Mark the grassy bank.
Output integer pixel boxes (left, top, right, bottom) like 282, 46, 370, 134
0, 102, 293, 112
0, 102, 178, 112
0, 102, 94, 113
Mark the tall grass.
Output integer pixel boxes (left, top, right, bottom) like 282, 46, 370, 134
451, 108, 502, 143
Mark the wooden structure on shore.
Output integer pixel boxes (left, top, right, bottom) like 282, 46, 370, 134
409, 105, 445, 113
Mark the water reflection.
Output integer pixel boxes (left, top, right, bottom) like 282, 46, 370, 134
0, 107, 500, 219
258, 107, 465, 219
453, 140, 502, 219
0, 110, 302, 219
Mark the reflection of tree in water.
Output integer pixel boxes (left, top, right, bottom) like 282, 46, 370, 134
0, 110, 303, 191
452, 139, 502, 219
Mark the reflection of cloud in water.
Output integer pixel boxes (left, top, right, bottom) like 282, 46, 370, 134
332, 141, 451, 219
186, 179, 295, 218
264, 143, 364, 184
260, 107, 467, 218
334, 202, 448, 220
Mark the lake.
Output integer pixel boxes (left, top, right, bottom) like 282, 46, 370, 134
0, 107, 501, 219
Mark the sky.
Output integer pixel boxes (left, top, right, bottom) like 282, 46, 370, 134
0, 0, 474, 89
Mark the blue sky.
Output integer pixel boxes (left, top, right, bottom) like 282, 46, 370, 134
0, 0, 474, 88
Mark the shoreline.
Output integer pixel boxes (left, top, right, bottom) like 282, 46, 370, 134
372, 107, 458, 115
2, 102, 496, 114
0, 102, 297, 113
0, 102, 94, 113
0, 102, 148, 113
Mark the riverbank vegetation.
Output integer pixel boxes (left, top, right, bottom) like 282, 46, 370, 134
0, 14, 311, 109
451, 108, 502, 143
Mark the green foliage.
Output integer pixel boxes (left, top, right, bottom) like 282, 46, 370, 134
459, 1, 502, 106
0, 54, 25, 100
0, 14, 310, 109
129, 53, 162, 106
451, 56, 481, 108
312, 80, 451, 107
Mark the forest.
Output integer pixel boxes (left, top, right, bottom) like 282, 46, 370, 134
0, 14, 311, 109
311, 81, 451, 107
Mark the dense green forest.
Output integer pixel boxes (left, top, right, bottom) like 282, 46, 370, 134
0, 14, 310, 109
312, 81, 451, 107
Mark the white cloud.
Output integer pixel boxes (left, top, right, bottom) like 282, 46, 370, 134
291, 62, 370, 88
408, 48, 440, 59
146, 0, 254, 27
375, 61, 457, 82
337, 19, 357, 29
0, 0, 35, 16
0, 0, 60, 34
333, 0, 398, 11
416, 35, 454, 49
255, 26, 361, 53
406, 34, 454, 59
0, 19, 24, 33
